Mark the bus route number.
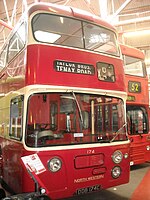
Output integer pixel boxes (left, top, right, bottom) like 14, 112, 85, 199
128, 81, 141, 93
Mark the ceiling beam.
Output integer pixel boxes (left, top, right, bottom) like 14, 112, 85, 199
99, 0, 108, 19
110, 0, 132, 21
2, 0, 11, 24
114, 15, 150, 26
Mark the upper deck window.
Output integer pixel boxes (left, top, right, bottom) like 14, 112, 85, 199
123, 55, 146, 77
32, 13, 119, 57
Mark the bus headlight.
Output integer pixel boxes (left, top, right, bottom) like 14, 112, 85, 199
111, 166, 121, 179
112, 150, 123, 164
147, 145, 150, 150
48, 157, 62, 172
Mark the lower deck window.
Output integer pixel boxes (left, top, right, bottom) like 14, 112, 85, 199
26, 93, 127, 147
10, 96, 24, 140
127, 106, 148, 135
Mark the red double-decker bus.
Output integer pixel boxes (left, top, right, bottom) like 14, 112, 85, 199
120, 44, 150, 166
0, 3, 130, 199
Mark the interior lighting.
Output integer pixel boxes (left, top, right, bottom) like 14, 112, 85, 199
34, 31, 61, 43
60, 17, 64, 23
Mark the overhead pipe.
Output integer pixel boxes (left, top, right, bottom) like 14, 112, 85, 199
3, 0, 11, 25
0, 19, 13, 30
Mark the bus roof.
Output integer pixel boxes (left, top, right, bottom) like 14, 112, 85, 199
28, 2, 116, 32
120, 44, 145, 60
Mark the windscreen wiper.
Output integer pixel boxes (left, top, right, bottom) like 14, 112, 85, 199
71, 91, 84, 129
110, 123, 127, 143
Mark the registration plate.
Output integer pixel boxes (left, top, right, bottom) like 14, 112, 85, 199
76, 185, 101, 195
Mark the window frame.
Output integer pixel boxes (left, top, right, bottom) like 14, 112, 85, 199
31, 13, 120, 57
127, 106, 148, 135
9, 95, 24, 140
7, 21, 26, 64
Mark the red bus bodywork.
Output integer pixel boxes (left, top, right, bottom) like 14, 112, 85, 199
0, 3, 130, 199
121, 44, 150, 165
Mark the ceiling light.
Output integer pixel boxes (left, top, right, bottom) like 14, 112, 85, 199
123, 30, 150, 38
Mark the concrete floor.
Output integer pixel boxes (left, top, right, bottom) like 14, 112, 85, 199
68, 162, 150, 200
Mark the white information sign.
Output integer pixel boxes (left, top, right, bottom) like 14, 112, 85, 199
21, 154, 46, 175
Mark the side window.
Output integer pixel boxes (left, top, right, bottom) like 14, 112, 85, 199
7, 22, 26, 63
10, 96, 24, 140
127, 107, 148, 135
